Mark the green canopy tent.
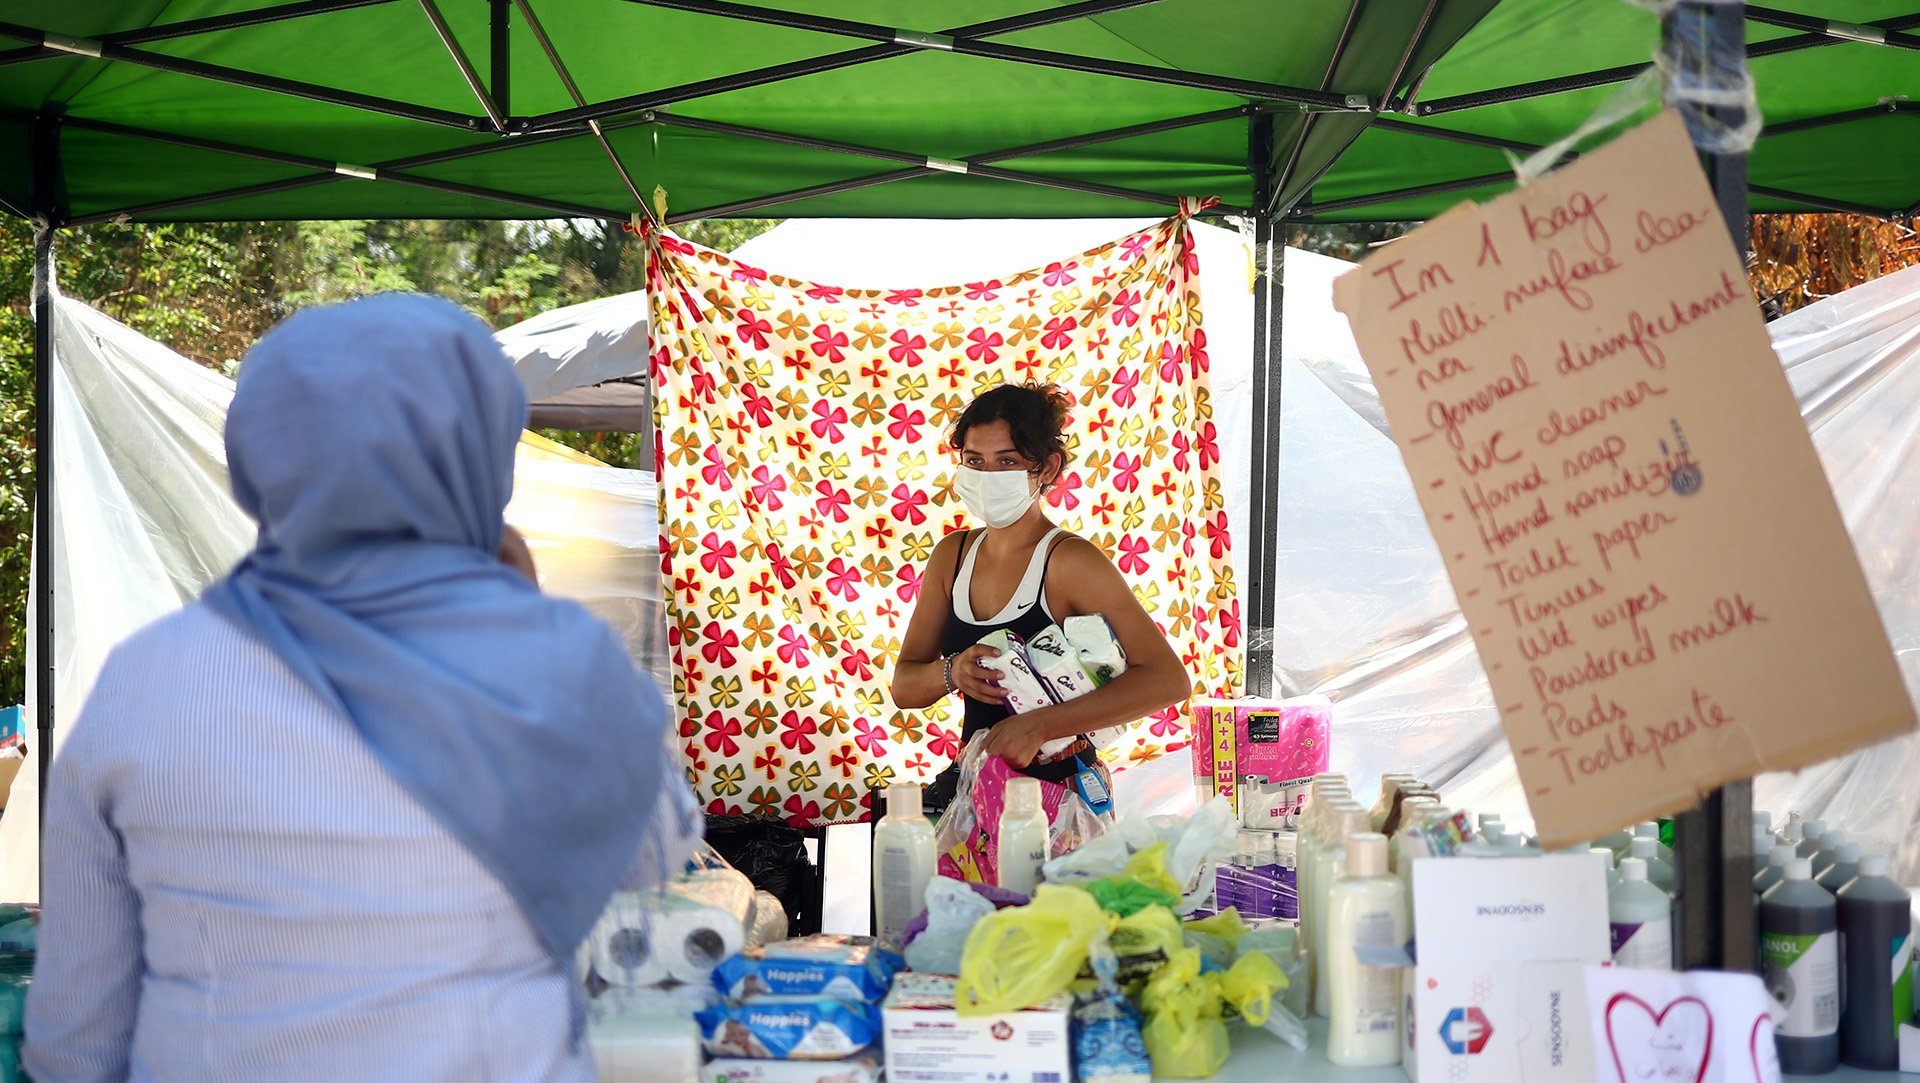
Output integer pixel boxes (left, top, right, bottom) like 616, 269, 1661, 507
4, 0, 1914, 968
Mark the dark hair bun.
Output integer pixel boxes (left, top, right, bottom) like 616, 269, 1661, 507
948, 381, 1074, 471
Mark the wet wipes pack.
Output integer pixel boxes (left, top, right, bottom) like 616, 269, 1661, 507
1062, 615, 1127, 685
712, 937, 899, 1002
696, 996, 882, 1060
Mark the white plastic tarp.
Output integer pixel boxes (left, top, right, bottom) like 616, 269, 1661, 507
1, 295, 668, 902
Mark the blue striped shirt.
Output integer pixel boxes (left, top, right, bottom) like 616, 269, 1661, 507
27, 602, 695, 1082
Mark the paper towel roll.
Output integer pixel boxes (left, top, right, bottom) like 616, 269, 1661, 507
659, 872, 753, 984
592, 892, 672, 989
590, 1013, 701, 1083
746, 890, 789, 947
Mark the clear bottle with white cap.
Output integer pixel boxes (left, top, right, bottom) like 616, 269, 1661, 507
1326, 832, 1408, 1068
1634, 821, 1675, 865
1608, 858, 1673, 970
1760, 858, 1839, 1075
1778, 811, 1805, 847
996, 777, 1049, 896
873, 783, 937, 944
1629, 836, 1675, 893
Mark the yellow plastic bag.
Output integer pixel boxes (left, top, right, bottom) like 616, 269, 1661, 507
1219, 949, 1287, 1027
1085, 842, 1184, 917
956, 885, 1110, 1016
1140, 946, 1231, 1078
1182, 908, 1251, 947
1142, 1008, 1232, 1079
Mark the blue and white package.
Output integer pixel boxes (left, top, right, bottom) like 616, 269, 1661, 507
696, 995, 882, 1060
711, 936, 899, 1001
1074, 991, 1151, 1083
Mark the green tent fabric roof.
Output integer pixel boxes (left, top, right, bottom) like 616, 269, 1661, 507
0, 1, 1914, 225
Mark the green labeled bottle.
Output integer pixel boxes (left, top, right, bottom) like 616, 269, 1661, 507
1760, 858, 1839, 1075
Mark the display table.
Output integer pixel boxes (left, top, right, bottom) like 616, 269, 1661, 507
1173, 1020, 1910, 1082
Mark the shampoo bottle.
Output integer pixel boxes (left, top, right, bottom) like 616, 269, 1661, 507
1836, 854, 1912, 1070
996, 777, 1048, 896
1327, 832, 1408, 1068
1609, 858, 1673, 970
1313, 803, 1370, 1019
873, 783, 936, 944
1760, 858, 1840, 1075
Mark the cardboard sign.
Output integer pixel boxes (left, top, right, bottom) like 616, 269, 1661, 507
1332, 111, 1914, 847
1583, 966, 1782, 1083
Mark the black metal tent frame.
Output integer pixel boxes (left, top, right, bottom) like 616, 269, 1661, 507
13, 0, 1912, 967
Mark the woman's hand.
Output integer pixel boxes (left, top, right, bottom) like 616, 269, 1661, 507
949, 643, 1006, 705
981, 712, 1050, 769
499, 524, 538, 582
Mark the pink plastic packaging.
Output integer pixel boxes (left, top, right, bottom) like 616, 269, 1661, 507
1189, 696, 1332, 815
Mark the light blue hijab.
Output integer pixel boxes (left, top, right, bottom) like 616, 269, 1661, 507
203, 294, 666, 966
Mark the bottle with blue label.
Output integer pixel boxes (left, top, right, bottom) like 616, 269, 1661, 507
1837, 854, 1911, 1070
1760, 858, 1839, 1075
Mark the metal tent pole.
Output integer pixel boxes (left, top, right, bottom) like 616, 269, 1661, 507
1666, 0, 1756, 975
29, 115, 60, 890
1245, 113, 1280, 697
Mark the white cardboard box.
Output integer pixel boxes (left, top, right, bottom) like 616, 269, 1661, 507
882, 972, 1072, 1083
1405, 852, 1612, 1083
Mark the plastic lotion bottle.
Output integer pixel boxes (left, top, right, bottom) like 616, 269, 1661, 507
1609, 858, 1673, 970
1327, 832, 1408, 1068
996, 777, 1048, 896
1300, 781, 1350, 1004
1814, 842, 1861, 895
1630, 837, 1676, 894
873, 783, 936, 943
1836, 854, 1912, 1070
1760, 858, 1840, 1075
1314, 804, 1370, 1019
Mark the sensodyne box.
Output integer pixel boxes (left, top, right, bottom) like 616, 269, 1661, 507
1405, 852, 1610, 1083
882, 972, 1070, 1083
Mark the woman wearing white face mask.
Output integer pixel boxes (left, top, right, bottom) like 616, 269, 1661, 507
890, 382, 1192, 810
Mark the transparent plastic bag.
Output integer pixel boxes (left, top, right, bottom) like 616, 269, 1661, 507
904, 876, 996, 976
1042, 798, 1235, 914
933, 733, 1108, 886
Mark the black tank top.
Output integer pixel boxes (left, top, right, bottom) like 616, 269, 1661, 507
939, 529, 1066, 742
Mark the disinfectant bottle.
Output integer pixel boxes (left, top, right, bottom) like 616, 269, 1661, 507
996, 777, 1048, 896
1634, 821, 1675, 866
1837, 854, 1912, 1070
873, 783, 936, 944
1327, 832, 1408, 1068
1629, 837, 1675, 894
1314, 803, 1370, 1019
1760, 858, 1840, 1075
1815, 842, 1861, 895
1779, 811, 1805, 847
1609, 858, 1673, 970
1755, 844, 1797, 896
1754, 810, 1774, 837
1798, 819, 1828, 860
1753, 827, 1778, 877
1809, 830, 1847, 878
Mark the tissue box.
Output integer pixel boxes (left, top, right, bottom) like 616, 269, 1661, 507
1405, 853, 1611, 1083
882, 972, 1071, 1083
1189, 696, 1331, 815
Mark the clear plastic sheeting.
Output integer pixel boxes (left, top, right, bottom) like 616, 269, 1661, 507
499, 290, 649, 401
1282, 250, 1920, 882
0, 295, 668, 902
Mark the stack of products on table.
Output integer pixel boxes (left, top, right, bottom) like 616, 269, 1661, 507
695, 935, 899, 1083
1186, 695, 1332, 926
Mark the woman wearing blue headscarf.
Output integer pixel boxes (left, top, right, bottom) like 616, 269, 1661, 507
26, 295, 696, 1082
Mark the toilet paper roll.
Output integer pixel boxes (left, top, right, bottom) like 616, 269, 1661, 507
588, 869, 756, 989
592, 892, 673, 989
746, 890, 789, 948
590, 1012, 702, 1083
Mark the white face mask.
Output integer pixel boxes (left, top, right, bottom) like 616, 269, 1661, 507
954, 466, 1040, 529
